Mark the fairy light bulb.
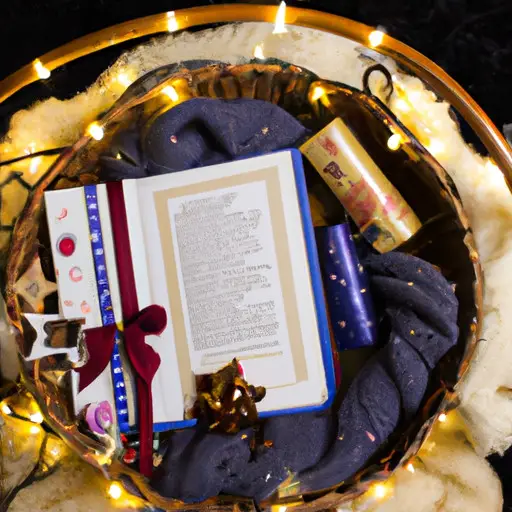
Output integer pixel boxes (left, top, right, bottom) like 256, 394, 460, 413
387, 133, 402, 151
394, 98, 411, 113
167, 11, 178, 32
273, 1, 288, 34
438, 413, 447, 423
426, 138, 445, 157
311, 86, 326, 102
368, 30, 385, 48
108, 482, 123, 500
406, 463, 415, 474
408, 90, 422, 104
1, 402, 12, 415
87, 122, 104, 141
373, 483, 388, 499
29, 156, 42, 175
34, 59, 51, 79
162, 85, 179, 101
30, 411, 44, 424
29, 425, 41, 435
253, 43, 265, 59
116, 72, 132, 88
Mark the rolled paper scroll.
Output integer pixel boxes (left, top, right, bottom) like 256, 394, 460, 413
316, 223, 377, 351
301, 118, 421, 252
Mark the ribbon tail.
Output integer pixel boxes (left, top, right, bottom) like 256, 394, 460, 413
124, 305, 165, 477
136, 376, 153, 477
75, 324, 117, 392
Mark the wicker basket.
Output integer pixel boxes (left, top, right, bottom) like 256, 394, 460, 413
4, 60, 482, 511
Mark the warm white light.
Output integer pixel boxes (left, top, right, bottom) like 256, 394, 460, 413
108, 482, 123, 500
116, 73, 132, 88
162, 85, 179, 101
484, 159, 507, 188
30, 411, 44, 424
438, 413, 447, 423
24, 142, 37, 155
406, 463, 415, 474
29, 425, 41, 435
426, 139, 445, 156
373, 483, 388, 499
387, 133, 402, 151
311, 86, 326, 102
253, 43, 265, 60
34, 60, 51, 80
408, 90, 422, 103
368, 30, 385, 48
1, 403, 12, 415
29, 156, 42, 175
394, 98, 411, 113
273, 1, 288, 34
50, 446, 60, 457
87, 122, 104, 141
167, 11, 178, 32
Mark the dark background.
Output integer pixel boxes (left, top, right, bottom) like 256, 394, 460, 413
0, 0, 511, 509
0, 0, 511, 134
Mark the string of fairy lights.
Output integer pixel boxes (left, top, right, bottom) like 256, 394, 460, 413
0, 2, 504, 509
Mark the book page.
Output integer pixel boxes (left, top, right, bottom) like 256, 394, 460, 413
167, 181, 297, 388
131, 151, 329, 417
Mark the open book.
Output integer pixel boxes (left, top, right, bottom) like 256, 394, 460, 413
44, 150, 334, 432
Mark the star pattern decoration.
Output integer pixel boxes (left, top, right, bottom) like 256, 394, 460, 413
13, 254, 58, 313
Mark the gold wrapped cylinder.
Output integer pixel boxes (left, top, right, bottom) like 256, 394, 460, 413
301, 118, 422, 252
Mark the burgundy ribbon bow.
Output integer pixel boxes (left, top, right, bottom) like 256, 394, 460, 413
76, 304, 166, 477
75, 181, 169, 478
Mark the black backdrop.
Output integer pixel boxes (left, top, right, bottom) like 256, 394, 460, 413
0, 0, 511, 509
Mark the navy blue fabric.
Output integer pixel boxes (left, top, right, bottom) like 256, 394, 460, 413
152, 251, 459, 501
100, 97, 308, 180
99, 97, 459, 502
152, 427, 254, 503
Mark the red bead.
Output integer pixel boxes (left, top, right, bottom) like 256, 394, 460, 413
123, 447, 137, 464
58, 236, 75, 257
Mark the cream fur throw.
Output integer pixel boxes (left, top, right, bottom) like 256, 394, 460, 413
1, 22, 510, 511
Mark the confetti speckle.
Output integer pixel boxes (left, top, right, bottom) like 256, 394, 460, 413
81, 301, 91, 314
339, 279, 347, 286
330, 274, 337, 280
170, 135, 178, 143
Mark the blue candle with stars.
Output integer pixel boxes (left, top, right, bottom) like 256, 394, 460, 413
316, 223, 377, 351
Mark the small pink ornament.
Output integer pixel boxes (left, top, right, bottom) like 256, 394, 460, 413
69, 266, 83, 282
63, 299, 73, 307
56, 208, 68, 221
81, 301, 91, 314
237, 361, 246, 379
85, 401, 113, 435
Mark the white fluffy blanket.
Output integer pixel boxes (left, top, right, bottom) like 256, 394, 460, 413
1, 22, 510, 511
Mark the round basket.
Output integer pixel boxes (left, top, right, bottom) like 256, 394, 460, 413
3, 58, 481, 510
0, 6, 510, 511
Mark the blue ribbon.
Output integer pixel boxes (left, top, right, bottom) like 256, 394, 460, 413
84, 185, 130, 433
